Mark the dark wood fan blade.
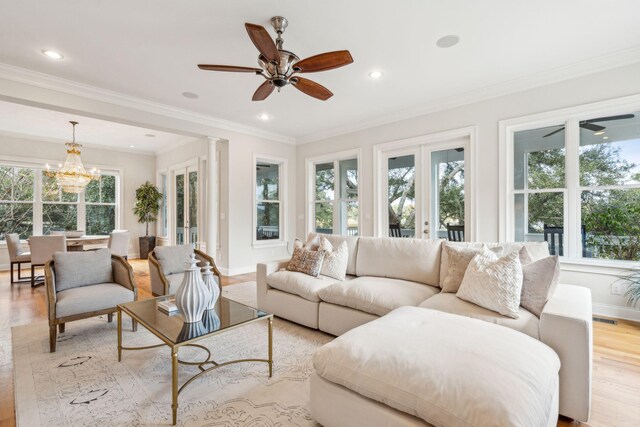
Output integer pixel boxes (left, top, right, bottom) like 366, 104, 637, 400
245, 23, 280, 64
543, 127, 565, 138
580, 123, 605, 132
291, 77, 333, 101
198, 64, 263, 73
585, 114, 635, 123
294, 50, 353, 73
252, 80, 275, 101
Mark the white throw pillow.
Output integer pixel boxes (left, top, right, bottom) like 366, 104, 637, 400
457, 247, 524, 318
520, 255, 560, 317
441, 244, 502, 293
319, 237, 349, 281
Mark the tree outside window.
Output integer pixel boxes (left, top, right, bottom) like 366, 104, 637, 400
0, 166, 34, 239
256, 161, 280, 241
314, 158, 358, 236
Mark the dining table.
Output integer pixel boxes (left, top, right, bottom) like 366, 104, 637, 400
65, 235, 110, 251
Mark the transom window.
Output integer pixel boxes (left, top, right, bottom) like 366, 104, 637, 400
508, 109, 640, 262
0, 163, 120, 240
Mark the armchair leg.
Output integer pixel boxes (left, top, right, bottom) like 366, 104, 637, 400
49, 325, 57, 353
107, 313, 113, 323
59, 323, 65, 333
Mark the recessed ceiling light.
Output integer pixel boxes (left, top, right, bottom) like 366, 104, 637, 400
129, 145, 135, 148
42, 50, 64, 60
182, 91, 199, 99
259, 113, 270, 121
594, 131, 605, 135
368, 70, 383, 79
603, 136, 609, 140
145, 134, 156, 138
436, 35, 460, 48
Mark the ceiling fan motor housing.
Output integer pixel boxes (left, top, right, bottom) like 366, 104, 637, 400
258, 50, 299, 86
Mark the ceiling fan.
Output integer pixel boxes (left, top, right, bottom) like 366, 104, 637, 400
542, 114, 635, 138
198, 16, 353, 101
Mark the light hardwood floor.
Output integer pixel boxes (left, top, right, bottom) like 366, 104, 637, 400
1, 260, 639, 426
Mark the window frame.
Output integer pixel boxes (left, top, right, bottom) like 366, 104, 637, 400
305, 148, 361, 237
0, 155, 122, 242
252, 154, 287, 248
499, 93, 640, 267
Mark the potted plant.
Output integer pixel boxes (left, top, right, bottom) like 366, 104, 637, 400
133, 181, 163, 259
623, 269, 640, 308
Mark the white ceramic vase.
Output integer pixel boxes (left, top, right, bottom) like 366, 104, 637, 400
202, 262, 220, 310
175, 254, 211, 323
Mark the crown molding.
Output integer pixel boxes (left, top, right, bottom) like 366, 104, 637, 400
0, 63, 296, 145
297, 45, 640, 144
0, 129, 157, 156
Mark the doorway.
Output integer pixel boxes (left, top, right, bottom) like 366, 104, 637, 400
173, 164, 198, 245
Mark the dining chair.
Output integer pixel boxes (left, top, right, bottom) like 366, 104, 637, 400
29, 235, 67, 288
108, 231, 130, 259
6, 233, 32, 284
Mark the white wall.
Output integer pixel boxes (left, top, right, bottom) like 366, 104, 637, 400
0, 134, 155, 267
155, 135, 296, 276
296, 62, 640, 321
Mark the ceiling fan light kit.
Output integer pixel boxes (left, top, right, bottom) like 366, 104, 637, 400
198, 16, 353, 101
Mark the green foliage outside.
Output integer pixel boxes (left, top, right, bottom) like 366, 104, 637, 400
527, 143, 640, 261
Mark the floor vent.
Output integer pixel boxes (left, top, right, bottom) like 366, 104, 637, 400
593, 317, 618, 325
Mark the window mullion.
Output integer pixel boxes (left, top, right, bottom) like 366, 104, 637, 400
33, 169, 43, 235
565, 118, 580, 258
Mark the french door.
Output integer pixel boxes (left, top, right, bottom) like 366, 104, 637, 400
381, 137, 469, 240
173, 165, 198, 245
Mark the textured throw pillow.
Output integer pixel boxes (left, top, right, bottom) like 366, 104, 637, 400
456, 248, 524, 318
441, 244, 502, 293
53, 248, 113, 292
154, 244, 195, 275
287, 246, 326, 277
319, 237, 349, 281
520, 255, 560, 317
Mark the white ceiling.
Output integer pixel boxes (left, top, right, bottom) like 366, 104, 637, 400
1, 0, 640, 145
0, 100, 196, 154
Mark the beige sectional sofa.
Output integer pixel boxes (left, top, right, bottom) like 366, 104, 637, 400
256, 233, 593, 422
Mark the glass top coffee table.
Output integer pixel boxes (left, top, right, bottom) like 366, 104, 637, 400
117, 296, 273, 425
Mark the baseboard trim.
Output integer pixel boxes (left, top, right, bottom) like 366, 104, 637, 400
592, 303, 640, 322
221, 265, 257, 277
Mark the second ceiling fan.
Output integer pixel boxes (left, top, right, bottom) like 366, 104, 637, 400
198, 16, 353, 101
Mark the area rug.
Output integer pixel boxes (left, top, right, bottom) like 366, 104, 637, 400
12, 282, 332, 426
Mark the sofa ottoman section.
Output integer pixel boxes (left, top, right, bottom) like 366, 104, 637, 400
312, 306, 560, 427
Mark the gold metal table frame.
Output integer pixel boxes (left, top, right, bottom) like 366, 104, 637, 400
117, 297, 273, 425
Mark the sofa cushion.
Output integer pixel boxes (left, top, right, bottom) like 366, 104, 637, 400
319, 238, 349, 281
56, 283, 134, 318
53, 249, 113, 292
318, 276, 440, 317
456, 248, 524, 318
314, 306, 559, 427
154, 244, 194, 275
439, 241, 549, 288
287, 246, 325, 277
521, 255, 560, 317
267, 270, 342, 302
355, 237, 442, 286
308, 232, 359, 276
418, 292, 540, 339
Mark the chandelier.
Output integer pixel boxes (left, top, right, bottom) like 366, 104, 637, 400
45, 121, 100, 194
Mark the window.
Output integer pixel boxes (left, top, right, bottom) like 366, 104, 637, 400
506, 107, 640, 262
312, 155, 359, 236
85, 175, 117, 235
255, 158, 284, 242
0, 166, 34, 239
0, 162, 120, 241
387, 155, 415, 237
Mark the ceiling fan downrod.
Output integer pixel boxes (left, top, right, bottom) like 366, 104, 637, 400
271, 16, 288, 50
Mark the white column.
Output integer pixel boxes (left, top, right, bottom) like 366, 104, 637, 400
206, 137, 220, 259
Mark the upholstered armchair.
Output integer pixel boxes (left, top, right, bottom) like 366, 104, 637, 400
148, 245, 221, 296
45, 248, 137, 352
